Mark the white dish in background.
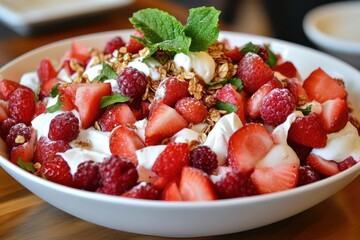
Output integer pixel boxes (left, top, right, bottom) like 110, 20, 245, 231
0, 0, 133, 35
1, 30, 360, 238
303, 1, 360, 69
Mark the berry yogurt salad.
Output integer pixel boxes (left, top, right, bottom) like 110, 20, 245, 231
0, 7, 359, 201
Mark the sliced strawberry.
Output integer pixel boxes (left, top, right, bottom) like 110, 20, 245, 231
98, 104, 137, 132
152, 142, 190, 178
272, 61, 301, 79
0, 79, 31, 101
10, 128, 37, 164
145, 103, 188, 145
224, 46, 243, 62
69, 41, 91, 66
109, 125, 145, 166
175, 97, 207, 124
161, 180, 183, 201
285, 78, 310, 106
34, 101, 47, 117
37, 58, 57, 84
153, 76, 190, 108
303, 68, 347, 103
39, 77, 61, 99
288, 113, 327, 148
58, 83, 78, 111
237, 52, 274, 94
306, 153, 340, 176
228, 123, 274, 174
59, 59, 75, 76
320, 98, 349, 133
179, 167, 218, 201
141, 100, 150, 118
216, 84, 246, 124
126, 30, 144, 54
246, 78, 282, 119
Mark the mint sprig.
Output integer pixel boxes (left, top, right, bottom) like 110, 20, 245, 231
100, 93, 130, 108
94, 62, 118, 82
216, 101, 238, 113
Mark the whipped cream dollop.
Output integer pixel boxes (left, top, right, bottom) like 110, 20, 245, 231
174, 51, 216, 83
69, 127, 111, 155
272, 111, 303, 144
171, 128, 202, 144
20, 72, 39, 91
257, 144, 299, 168
128, 56, 162, 81
204, 113, 243, 165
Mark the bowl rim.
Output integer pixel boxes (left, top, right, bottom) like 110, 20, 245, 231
303, 1, 360, 54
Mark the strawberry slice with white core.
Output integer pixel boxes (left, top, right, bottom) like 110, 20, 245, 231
306, 153, 340, 176
161, 181, 183, 201
320, 98, 349, 133
228, 123, 274, 174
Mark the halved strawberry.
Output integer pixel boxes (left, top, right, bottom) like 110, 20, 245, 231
285, 78, 310, 106
10, 128, 37, 164
153, 76, 190, 108
37, 58, 57, 84
306, 153, 340, 176
109, 125, 145, 166
320, 98, 349, 133
246, 78, 282, 119
179, 167, 218, 201
145, 103, 188, 145
216, 84, 246, 124
237, 52, 274, 94
69, 41, 91, 66
0, 79, 31, 101
39, 77, 61, 99
161, 180, 183, 201
288, 113, 327, 148
98, 104, 137, 132
228, 123, 274, 174
127, 30, 144, 54
175, 97, 208, 124
272, 61, 301, 79
152, 142, 190, 178
303, 68, 347, 103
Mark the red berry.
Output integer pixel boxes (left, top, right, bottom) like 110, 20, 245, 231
214, 170, 258, 198
117, 67, 147, 99
39, 155, 74, 187
6, 123, 31, 149
48, 112, 80, 142
190, 145, 218, 174
34, 137, 71, 164
8, 88, 36, 125
126, 30, 144, 54
73, 160, 101, 191
122, 183, 159, 200
297, 165, 320, 186
98, 104, 137, 132
103, 36, 125, 55
175, 97, 208, 124
1, 118, 17, 139
98, 155, 138, 195
260, 88, 296, 126
338, 157, 357, 172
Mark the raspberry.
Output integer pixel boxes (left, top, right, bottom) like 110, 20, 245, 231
6, 123, 31, 149
8, 88, 36, 125
214, 170, 258, 198
103, 36, 126, 55
122, 183, 159, 200
338, 157, 357, 171
39, 155, 74, 187
73, 160, 101, 191
297, 165, 320, 186
34, 137, 71, 164
48, 111, 80, 142
260, 88, 296, 126
175, 97, 208, 124
190, 145, 218, 174
0, 118, 17, 139
117, 67, 147, 99
97, 155, 138, 195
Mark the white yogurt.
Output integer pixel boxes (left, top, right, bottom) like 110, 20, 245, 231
20, 72, 39, 91
128, 57, 162, 81
70, 127, 111, 155
135, 145, 166, 183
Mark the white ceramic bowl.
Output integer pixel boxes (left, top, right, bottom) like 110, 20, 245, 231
303, 1, 360, 69
1, 30, 360, 238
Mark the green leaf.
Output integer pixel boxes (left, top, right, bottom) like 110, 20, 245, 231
265, 46, 278, 67
296, 105, 312, 116
185, 6, 220, 52
216, 101, 238, 113
240, 42, 260, 54
228, 78, 243, 92
17, 157, 36, 173
49, 83, 60, 98
100, 94, 130, 108
34, 85, 40, 102
46, 96, 63, 113
94, 62, 118, 82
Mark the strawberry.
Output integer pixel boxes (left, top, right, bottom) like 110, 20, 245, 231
69, 41, 91, 66
175, 97, 207, 124
0, 79, 31, 101
39, 77, 60, 99
145, 103, 188, 145
34, 137, 71, 164
303, 68, 347, 103
306, 153, 340, 176
320, 98, 349, 133
98, 104, 137, 132
34, 101, 47, 117
338, 157, 357, 171
224, 46, 243, 62
37, 58, 57, 84
153, 76, 190, 108
161, 181, 183, 201
237, 52, 274, 94
8, 88, 36, 125
288, 113, 327, 148
285, 78, 310, 106
59, 83, 112, 128
246, 78, 282, 119
228, 123, 274, 174
122, 183, 159, 200
39, 155, 74, 187
216, 84, 246, 124
272, 61, 301, 79
0, 100, 8, 122
152, 142, 190, 178
10, 128, 37, 164
126, 30, 144, 54
109, 125, 146, 166
179, 167, 218, 201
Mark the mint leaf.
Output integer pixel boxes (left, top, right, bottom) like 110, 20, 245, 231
265, 46, 278, 67
17, 157, 36, 173
216, 101, 238, 113
185, 6, 220, 52
34, 85, 40, 102
240, 42, 260, 54
296, 105, 312, 116
229, 78, 243, 92
100, 94, 130, 108
50, 83, 60, 98
130, 8, 191, 54
94, 62, 118, 82
46, 96, 63, 113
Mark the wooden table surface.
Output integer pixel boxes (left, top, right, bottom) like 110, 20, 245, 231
0, 0, 360, 239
